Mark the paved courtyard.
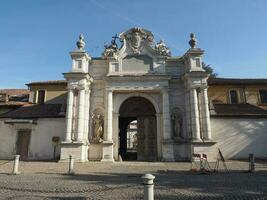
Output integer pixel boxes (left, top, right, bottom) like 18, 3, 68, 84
0, 160, 266, 199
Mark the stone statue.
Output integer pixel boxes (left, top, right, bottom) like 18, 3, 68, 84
102, 34, 119, 57
155, 40, 171, 56
92, 114, 104, 142
171, 109, 183, 139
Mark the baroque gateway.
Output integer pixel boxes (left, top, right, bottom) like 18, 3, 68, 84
1, 28, 266, 162
60, 27, 213, 162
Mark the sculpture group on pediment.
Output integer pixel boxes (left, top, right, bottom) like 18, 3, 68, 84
92, 113, 104, 143
171, 108, 183, 140
102, 34, 120, 57
155, 40, 171, 56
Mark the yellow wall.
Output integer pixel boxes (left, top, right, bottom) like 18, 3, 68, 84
29, 84, 67, 104
208, 84, 267, 108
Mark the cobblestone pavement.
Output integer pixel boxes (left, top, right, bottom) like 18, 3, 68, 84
0, 160, 266, 199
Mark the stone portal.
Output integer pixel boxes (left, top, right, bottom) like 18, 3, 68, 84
119, 97, 157, 161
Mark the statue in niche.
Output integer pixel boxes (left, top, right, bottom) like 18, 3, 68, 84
92, 114, 104, 142
171, 109, 183, 140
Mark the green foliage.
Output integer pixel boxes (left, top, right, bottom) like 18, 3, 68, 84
202, 62, 218, 78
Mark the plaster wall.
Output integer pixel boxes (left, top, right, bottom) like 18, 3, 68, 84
208, 85, 267, 107
0, 118, 65, 160
0, 120, 16, 159
28, 118, 65, 160
198, 117, 267, 160
29, 85, 67, 104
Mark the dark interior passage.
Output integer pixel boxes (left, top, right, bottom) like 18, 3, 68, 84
118, 97, 157, 161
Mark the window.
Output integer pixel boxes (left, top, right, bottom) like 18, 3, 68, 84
229, 90, 238, 104
259, 90, 267, 104
37, 90, 45, 104
77, 60, 82, 69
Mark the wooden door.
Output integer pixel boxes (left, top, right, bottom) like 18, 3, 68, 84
137, 116, 157, 161
16, 130, 31, 160
145, 116, 157, 161
137, 117, 146, 161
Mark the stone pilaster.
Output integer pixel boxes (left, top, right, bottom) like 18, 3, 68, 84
65, 89, 74, 142
101, 89, 114, 162
83, 89, 90, 141
161, 89, 174, 161
106, 90, 113, 141
77, 89, 85, 142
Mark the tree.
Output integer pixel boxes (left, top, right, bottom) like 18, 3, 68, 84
202, 62, 218, 78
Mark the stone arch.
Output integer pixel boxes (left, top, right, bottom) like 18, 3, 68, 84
117, 95, 158, 161
114, 92, 160, 114
119, 97, 156, 117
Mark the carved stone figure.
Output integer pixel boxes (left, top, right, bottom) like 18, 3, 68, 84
171, 109, 183, 139
125, 28, 147, 54
102, 34, 119, 57
155, 40, 171, 56
92, 114, 104, 142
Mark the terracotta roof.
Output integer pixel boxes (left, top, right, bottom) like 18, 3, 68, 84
26, 80, 67, 86
211, 103, 267, 117
208, 78, 267, 85
0, 89, 29, 95
0, 104, 65, 119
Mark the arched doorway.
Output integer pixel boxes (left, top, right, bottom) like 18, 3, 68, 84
119, 97, 157, 161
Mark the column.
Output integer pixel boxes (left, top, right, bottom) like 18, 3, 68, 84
190, 88, 201, 141
65, 90, 74, 142
201, 88, 211, 140
77, 89, 85, 142
83, 90, 90, 141
101, 89, 114, 162
162, 90, 172, 140
184, 89, 191, 140
106, 90, 113, 141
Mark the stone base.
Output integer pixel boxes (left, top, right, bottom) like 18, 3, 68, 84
60, 141, 88, 162
191, 140, 217, 161
101, 140, 114, 162
10, 171, 21, 175
161, 140, 174, 161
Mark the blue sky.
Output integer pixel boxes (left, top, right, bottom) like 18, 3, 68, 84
0, 0, 267, 88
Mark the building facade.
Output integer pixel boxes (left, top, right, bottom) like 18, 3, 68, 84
0, 28, 266, 162
60, 28, 213, 162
